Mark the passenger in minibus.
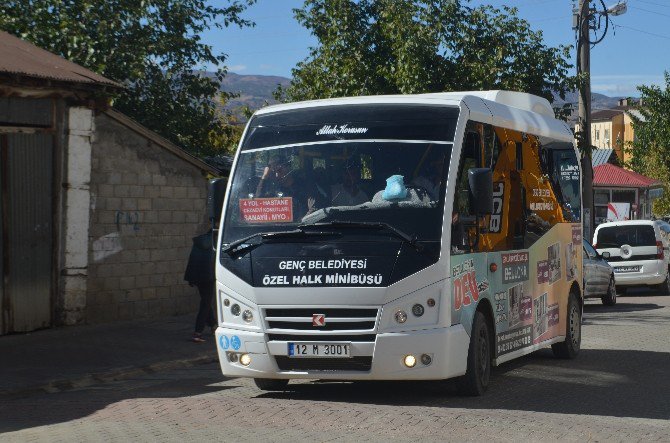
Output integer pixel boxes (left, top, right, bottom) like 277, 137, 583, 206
412, 150, 445, 201
331, 160, 369, 206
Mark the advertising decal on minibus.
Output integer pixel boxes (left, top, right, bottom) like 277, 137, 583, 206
501, 252, 529, 283
451, 224, 581, 357
572, 225, 581, 245
490, 182, 504, 233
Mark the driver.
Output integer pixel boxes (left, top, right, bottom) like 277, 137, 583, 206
254, 155, 315, 219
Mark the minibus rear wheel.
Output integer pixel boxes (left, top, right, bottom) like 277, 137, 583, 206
254, 378, 289, 391
457, 311, 491, 396
552, 293, 581, 359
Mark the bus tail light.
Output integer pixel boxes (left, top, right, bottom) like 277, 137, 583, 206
657, 241, 664, 259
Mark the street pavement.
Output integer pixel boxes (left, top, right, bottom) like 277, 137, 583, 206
0, 314, 216, 397
1, 291, 669, 442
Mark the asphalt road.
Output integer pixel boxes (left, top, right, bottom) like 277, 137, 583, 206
2, 290, 669, 442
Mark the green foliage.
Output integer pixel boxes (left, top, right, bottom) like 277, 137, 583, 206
277, 0, 573, 106
0, 0, 254, 157
627, 72, 670, 215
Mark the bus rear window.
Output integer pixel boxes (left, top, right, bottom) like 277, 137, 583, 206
597, 225, 656, 248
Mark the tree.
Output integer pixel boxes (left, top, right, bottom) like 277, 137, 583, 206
0, 0, 254, 157
277, 0, 573, 109
627, 72, 670, 215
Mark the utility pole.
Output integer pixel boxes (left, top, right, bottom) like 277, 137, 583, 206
575, 0, 627, 241
577, 0, 594, 243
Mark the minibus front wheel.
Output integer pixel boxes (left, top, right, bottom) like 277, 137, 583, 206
254, 378, 290, 391
457, 311, 492, 396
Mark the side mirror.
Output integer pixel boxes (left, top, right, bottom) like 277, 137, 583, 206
207, 178, 227, 224
467, 168, 493, 216
601, 251, 610, 259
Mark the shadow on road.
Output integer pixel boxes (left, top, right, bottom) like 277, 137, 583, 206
256, 348, 670, 421
0, 366, 236, 434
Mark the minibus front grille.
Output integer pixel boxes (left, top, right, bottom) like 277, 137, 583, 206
267, 320, 376, 330
267, 333, 376, 342
263, 307, 379, 332
275, 356, 372, 372
265, 308, 377, 318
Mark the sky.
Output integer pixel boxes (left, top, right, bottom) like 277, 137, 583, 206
203, 0, 670, 97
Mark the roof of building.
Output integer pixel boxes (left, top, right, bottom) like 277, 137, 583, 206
103, 109, 221, 177
0, 31, 120, 88
592, 148, 615, 167
593, 163, 661, 188
591, 109, 622, 121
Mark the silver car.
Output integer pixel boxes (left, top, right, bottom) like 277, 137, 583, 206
583, 240, 617, 305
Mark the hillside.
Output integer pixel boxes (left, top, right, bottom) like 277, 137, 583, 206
219, 72, 290, 114
216, 72, 631, 123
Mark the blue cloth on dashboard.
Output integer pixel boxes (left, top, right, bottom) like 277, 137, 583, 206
382, 175, 408, 200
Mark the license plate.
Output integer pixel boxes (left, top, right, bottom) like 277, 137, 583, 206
288, 343, 351, 358
615, 265, 640, 273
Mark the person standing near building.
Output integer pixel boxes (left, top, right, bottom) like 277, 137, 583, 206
184, 230, 216, 343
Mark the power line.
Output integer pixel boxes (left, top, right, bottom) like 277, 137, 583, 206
629, 5, 670, 18
534, 14, 573, 22
612, 23, 670, 40
634, 0, 670, 9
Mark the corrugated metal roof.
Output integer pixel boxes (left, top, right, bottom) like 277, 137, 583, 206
593, 163, 661, 188
592, 148, 614, 167
0, 31, 120, 88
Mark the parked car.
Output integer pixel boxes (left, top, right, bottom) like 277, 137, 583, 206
582, 239, 617, 305
593, 220, 670, 295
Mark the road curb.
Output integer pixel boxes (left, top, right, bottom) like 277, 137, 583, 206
0, 354, 218, 399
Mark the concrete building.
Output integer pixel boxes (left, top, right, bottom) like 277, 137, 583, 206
0, 31, 219, 335
575, 98, 643, 166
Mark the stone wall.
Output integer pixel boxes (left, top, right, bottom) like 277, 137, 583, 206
86, 113, 210, 323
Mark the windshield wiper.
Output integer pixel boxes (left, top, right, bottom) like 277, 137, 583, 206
222, 229, 337, 256
299, 220, 423, 251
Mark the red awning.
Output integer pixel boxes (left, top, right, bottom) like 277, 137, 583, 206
593, 163, 661, 188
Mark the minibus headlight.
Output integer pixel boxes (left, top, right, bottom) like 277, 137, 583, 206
230, 304, 241, 316
394, 310, 408, 324
242, 309, 253, 323
411, 303, 424, 317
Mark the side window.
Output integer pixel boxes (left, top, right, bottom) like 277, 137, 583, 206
454, 122, 483, 217
451, 121, 483, 254
478, 126, 526, 251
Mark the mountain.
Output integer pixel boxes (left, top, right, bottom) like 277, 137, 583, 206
219, 72, 291, 115
553, 90, 628, 111
215, 73, 631, 125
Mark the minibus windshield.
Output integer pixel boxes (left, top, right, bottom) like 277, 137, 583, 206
222, 141, 452, 245
222, 104, 459, 247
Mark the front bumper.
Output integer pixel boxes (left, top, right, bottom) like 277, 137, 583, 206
215, 324, 470, 381
612, 260, 667, 286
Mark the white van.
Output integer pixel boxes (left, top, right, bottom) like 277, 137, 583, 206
594, 220, 670, 294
